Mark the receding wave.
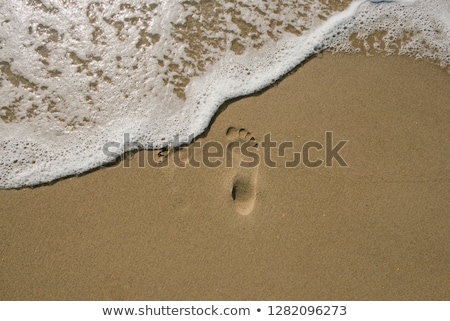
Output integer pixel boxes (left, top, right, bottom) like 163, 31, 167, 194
0, 0, 449, 188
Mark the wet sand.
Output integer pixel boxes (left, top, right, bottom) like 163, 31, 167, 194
1, 53, 449, 300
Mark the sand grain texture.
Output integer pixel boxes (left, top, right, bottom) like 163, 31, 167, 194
0, 54, 449, 300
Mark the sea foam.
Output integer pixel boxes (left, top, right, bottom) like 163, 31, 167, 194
0, 0, 449, 188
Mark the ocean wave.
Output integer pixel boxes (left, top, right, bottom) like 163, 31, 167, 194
0, 0, 449, 188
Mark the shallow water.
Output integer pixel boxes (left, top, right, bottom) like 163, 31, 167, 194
0, 0, 449, 188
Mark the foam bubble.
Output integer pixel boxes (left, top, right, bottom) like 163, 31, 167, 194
0, 0, 449, 188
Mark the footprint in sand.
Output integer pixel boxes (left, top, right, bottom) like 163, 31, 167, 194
225, 127, 259, 215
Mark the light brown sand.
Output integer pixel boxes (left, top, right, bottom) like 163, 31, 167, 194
1, 53, 449, 300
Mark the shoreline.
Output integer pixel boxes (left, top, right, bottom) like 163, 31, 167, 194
1, 53, 449, 300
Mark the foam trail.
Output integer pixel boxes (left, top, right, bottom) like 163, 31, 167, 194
0, 0, 449, 188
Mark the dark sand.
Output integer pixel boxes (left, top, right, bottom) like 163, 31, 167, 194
1, 53, 449, 300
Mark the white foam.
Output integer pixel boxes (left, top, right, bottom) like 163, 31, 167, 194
0, 0, 449, 188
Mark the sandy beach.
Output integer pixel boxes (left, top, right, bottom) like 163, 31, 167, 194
1, 53, 449, 300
